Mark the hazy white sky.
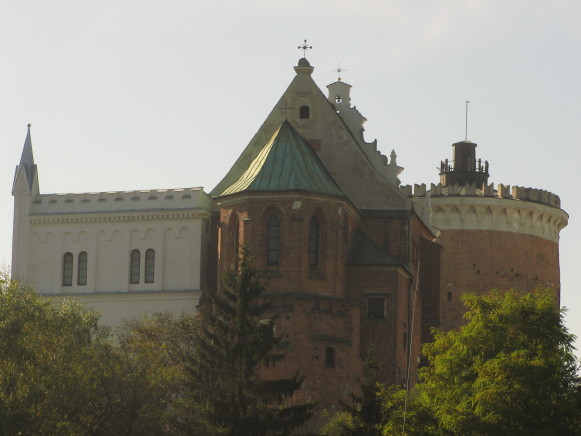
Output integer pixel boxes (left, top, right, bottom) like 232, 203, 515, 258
2, 0, 580, 348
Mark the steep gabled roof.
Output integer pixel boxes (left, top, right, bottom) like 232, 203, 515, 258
217, 121, 344, 198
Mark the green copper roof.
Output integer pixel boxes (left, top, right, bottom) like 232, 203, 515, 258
218, 121, 344, 197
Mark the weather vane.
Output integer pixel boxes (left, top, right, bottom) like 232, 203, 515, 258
298, 39, 312, 58
465, 100, 470, 141
332, 62, 348, 81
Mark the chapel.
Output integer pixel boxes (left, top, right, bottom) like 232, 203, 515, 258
11, 55, 568, 410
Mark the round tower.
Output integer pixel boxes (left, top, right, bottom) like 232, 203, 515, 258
405, 139, 568, 331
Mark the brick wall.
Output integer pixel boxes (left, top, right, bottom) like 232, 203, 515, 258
438, 229, 560, 331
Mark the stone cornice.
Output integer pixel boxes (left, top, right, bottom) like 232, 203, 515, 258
424, 196, 568, 242
28, 208, 211, 225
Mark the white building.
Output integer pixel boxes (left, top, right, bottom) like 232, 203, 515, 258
12, 125, 214, 328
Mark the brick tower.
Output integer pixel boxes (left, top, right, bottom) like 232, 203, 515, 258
403, 139, 568, 331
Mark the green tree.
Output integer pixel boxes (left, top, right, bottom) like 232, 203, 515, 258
0, 273, 171, 435
179, 248, 315, 435
334, 344, 383, 436
419, 288, 581, 436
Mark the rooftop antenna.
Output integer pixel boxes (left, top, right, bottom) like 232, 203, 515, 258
298, 39, 313, 58
332, 62, 348, 81
465, 100, 470, 141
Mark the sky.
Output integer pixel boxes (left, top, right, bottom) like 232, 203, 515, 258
1, 1, 580, 348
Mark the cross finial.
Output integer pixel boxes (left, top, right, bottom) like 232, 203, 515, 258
279, 100, 294, 120
298, 39, 313, 58
332, 62, 348, 81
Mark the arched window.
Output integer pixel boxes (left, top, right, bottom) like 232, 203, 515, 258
299, 105, 310, 119
63, 252, 73, 286
130, 249, 141, 284
77, 252, 87, 286
145, 249, 155, 283
267, 214, 279, 266
309, 216, 320, 269
231, 213, 240, 268
325, 347, 336, 368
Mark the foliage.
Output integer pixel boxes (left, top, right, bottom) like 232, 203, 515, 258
337, 344, 383, 435
419, 288, 581, 436
179, 247, 315, 435
0, 273, 173, 435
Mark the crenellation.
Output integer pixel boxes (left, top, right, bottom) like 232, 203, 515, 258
414, 183, 426, 196
400, 180, 561, 210
498, 184, 511, 198
29, 188, 210, 215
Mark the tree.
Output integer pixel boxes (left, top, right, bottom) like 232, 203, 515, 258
179, 248, 315, 435
334, 344, 383, 436
0, 273, 171, 435
419, 288, 581, 436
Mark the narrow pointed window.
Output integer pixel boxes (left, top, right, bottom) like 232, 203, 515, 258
325, 347, 336, 368
300, 105, 310, 119
130, 249, 140, 284
231, 214, 240, 269
63, 252, 73, 286
77, 251, 87, 286
145, 249, 155, 283
309, 216, 320, 269
267, 214, 279, 266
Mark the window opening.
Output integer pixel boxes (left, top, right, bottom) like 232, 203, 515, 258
299, 105, 310, 119
309, 216, 320, 269
77, 252, 87, 286
325, 347, 336, 368
368, 297, 385, 318
267, 214, 279, 265
130, 249, 141, 284
63, 252, 73, 287
145, 249, 155, 283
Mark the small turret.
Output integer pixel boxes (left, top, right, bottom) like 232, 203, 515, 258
12, 124, 39, 196
12, 124, 39, 279
439, 140, 489, 187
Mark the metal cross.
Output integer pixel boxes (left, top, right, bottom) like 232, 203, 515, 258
298, 39, 313, 58
333, 62, 348, 81
279, 100, 294, 120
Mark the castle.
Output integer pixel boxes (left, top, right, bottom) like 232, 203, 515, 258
11, 57, 568, 409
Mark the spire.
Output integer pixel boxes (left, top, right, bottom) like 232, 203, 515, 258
20, 124, 35, 167
13, 124, 38, 195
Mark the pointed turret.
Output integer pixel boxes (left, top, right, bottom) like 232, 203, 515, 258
12, 124, 39, 280
12, 124, 39, 195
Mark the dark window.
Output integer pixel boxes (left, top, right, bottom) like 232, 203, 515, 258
368, 297, 385, 318
267, 214, 279, 265
325, 347, 336, 368
145, 249, 155, 283
299, 105, 310, 119
231, 214, 240, 268
63, 252, 73, 286
447, 292, 452, 301
77, 252, 87, 286
309, 216, 320, 269
130, 249, 140, 284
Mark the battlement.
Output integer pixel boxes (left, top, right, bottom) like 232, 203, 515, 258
29, 187, 214, 215
400, 182, 561, 209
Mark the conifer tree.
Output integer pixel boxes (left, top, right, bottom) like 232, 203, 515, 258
179, 247, 315, 435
